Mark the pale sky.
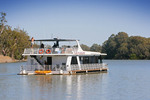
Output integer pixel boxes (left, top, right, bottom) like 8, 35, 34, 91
1, 0, 150, 46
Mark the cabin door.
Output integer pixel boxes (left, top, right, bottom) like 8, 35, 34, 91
47, 57, 52, 65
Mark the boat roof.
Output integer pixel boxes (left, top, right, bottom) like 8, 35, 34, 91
23, 53, 107, 56
30, 38, 78, 42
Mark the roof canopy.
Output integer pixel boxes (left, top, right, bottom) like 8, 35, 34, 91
30, 38, 78, 42
30, 38, 79, 47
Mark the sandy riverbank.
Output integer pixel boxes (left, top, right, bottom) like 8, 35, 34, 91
0, 55, 26, 63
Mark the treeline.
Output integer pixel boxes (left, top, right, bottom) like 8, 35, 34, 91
80, 44, 102, 53
102, 32, 150, 59
80, 32, 150, 59
0, 12, 30, 60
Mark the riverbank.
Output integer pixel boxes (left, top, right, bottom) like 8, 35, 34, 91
0, 55, 26, 63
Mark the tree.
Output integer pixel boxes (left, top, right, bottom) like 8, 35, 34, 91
128, 36, 150, 59
115, 43, 128, 59
0, 12, 7, 34
0, 27, 30, 59
80, 44, 90, 51
0, 26, 12, 56
0, 12, 30, 60
102, 34, 117, 59
102, 32, 150, 59
114, 32, 129, 59
90, 44, 102, 52
129, 54, 138, 59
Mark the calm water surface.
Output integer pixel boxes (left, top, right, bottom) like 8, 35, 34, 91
0, 60, 150, 100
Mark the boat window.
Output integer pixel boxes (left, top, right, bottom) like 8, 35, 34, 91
62, 63, 66, 65
80, 56, 98, 64
98, 55, 103, 63
80, 57, 83, 64
83, 56, 89, 64
90, 56, 98, 63
71, 57, 78, 64
47, 57, 52, 65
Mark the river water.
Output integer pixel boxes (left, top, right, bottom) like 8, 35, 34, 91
0, 60, 150, 100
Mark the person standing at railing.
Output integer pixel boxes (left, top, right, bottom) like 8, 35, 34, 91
40, 43, 44, 48
31, 37, 34, 48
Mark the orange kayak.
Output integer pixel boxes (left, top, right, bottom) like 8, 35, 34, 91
35, 70, 51, 74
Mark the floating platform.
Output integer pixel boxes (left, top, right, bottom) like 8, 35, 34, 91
18, 67, 108, 75
69, 68, 108, 74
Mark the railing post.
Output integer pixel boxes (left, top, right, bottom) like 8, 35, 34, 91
77, 56, 81, 70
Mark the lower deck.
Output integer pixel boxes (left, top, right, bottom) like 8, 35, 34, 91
70, 68, 108, 74
18, 62, 108, 75
18, 67, 108, 75
19, 53, 108, 75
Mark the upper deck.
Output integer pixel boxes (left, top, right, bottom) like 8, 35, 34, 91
23, 47, 78, 55
22, 47, 107, 56
23, 38, 107, 56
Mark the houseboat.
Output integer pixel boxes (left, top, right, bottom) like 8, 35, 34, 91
18, 38, 108, 75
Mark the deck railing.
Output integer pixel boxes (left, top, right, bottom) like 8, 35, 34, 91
23, 47, 78, 55
20, 65, 67, 71
20, 63, 107, 72
71, 63, 108, 71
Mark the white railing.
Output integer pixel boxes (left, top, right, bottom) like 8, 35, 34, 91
52, 65, 66, 71
71, 63, 108, 71
23, 47, 78, 55
20, 65, 50, 71
20, 65, 67, 71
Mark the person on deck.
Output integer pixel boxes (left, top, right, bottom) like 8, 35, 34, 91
31, 37, 34, 48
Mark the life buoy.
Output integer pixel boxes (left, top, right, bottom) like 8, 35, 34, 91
39, 49, 44, 54
46, 49, 51, 54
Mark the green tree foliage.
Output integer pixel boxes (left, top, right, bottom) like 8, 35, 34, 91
102, 32, 150, 59
102, 34, 118, 59
80, 44, 90, 51
128, 36, 150, 59
90, 44, 102, 52
0, 12, 30, 60
0, 12, 7, 34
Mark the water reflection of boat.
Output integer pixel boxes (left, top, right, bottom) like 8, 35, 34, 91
18, 38, 108, 75
23, 73, 108, 100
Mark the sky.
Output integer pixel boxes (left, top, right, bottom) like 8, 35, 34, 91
1, 0, 150, 46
